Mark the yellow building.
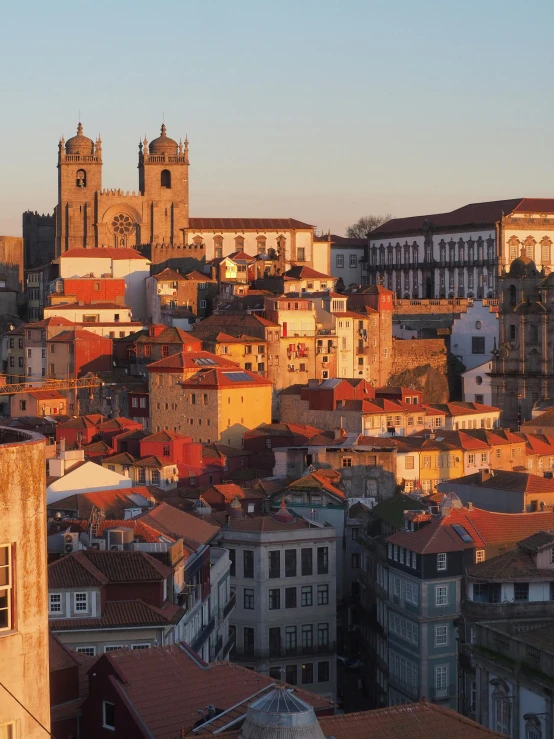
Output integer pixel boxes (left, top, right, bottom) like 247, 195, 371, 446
199, 332, 269, 377
401, 437, 465, 494
148, 358, 273, 446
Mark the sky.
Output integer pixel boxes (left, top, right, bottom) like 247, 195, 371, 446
1, 0, 554, 237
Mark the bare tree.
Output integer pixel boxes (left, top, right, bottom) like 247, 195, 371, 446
346, 213, 392, 239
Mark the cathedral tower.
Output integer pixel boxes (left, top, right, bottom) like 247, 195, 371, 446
55, 122, 102, 255
138, 124, 189, 244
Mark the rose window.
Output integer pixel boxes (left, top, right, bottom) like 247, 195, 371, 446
111, 213, 134, 234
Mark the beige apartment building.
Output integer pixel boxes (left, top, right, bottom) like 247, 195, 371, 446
215, 504, 338, 700
0, 427, 50, 738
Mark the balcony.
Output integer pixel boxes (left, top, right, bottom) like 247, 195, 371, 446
232, 641, 336, 661
430, 684, 456, 702
222, 631, 235, 657
388, 673, 420, 700
190, 615, 216, 653
463, 599, 554, 621
222, 591, 236, 619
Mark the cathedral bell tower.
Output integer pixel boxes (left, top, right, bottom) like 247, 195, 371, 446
138, 124, 189, 245
55, 122, 102, 255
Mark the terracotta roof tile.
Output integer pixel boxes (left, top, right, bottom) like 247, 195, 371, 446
317, 701, 502, 739
146, 351, 239, 371
139, 502, 219, 547
48, 486, 152, 517
97, 643, 330, 737
188, 217, 313, 230
466, 546, 553, 580
49, 599, 183, 631
58, 248, 149, 260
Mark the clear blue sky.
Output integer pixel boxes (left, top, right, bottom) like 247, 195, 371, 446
1, 0, 553, 237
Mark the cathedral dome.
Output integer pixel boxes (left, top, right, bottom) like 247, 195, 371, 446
65, 122, 94, 156
508, 248, 538, 278
149, 124, 178, 155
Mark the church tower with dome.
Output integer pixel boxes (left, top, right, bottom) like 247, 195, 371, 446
55, 121, 189, 256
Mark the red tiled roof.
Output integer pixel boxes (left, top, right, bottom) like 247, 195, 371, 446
207, 510, 322, 532
152, 268, 186, 281
48, 328, 111, 342
388, 504, 554, 554
317, 701, 502, 739
48, 487, 153, 517
57, 414, 105, 429
512, 198, 554, 214
370, 199, 525, 237
179, 367, 273, 388
244, 422, 322, 440
49, 550, 108, 588
98, 643, 330, 737
193, 313, 280, 330
284, 265, 333, 280
442, 469, 554, 494
28, 390, 65, 400
139, 502, 219, 547
25, 316, 75, 328
58, 248, 150, 260
521, 407, 554, 429
61, 518, 167, 544
424, 402, 500, 416
49, 599, 183, 631
188, 217, 313, 230
143, 430, 191, 442
135, 326, 200, 346
285, 470, 345, 499
466, 546, 554, 581
49, 549, 171, 588
49, 632, 81, 672
146, 351, 239, 371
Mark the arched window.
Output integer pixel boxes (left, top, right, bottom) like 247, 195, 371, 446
214, 236, 223, 259
491, 679, 511, 736
235, 235, 245, 250
257, 237, 266, 255
541, 237, 552, 264
412, 243, 419, 265
161, 170, 171, 189
76, 169, 86, 188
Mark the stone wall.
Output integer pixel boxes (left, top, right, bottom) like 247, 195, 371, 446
390, 338, 450, 403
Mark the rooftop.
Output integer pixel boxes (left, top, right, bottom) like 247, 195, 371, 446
188, 217, 313, 230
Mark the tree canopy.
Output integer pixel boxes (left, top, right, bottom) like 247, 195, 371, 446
346, 213, 392, 239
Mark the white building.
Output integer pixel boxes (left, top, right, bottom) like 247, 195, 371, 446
329, 235, 366, 287
46, 446, 133, 503
463, 360, 493, 406
54, 247, 151, 320
450, 300, 499, 372
215, 503, 338, 699
367, 198, 554, 300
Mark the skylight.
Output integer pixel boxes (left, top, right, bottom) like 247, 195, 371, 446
452, 523, 474, 543
223, 372, 253, 382
194, 357, 217, 365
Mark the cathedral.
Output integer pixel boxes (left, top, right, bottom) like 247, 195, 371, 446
52, 122, 329, 274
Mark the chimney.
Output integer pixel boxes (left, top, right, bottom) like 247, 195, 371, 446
59, 437, 66, 453
467, 501, 473, 511
333, 426, 344, 441
229, 497, 243, 519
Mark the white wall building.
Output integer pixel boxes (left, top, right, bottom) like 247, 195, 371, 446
463, 360, 493, 406
330, 235, 366, 287
55, 248, 151, 320
450, 301, 499, 372
47, 448, 133, 503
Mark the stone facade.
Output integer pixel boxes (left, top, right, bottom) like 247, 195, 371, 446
22, 210, 55, 269
55, 123, 189, 255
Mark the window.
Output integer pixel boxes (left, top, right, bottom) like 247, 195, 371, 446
318, 622, 329, 647
468, 453, 475, 465
317, 660, 330, 682
301, 548, 313, 575
74, 592, 88, 612
301, 586, 313, 607
341, 457, 352, 468
471, 336, 485, 355
151, 470, 160, 486
297, 247, 305, 261
476, 550, 485, 563
269, 588, 281, 610
351, 527, 359, 541
19, 400, 26, 411
317, 547, 328, 574
405, 456, 415, 469
494, 696, 510, 735
302, 662, 314, 684
269, 551, 280, 578
243, 550, 254, 578
0, 723, 15, 738
200, 299, 207, 309
0, 546, 13, 631
285, 549, 297, 577
76, 168, 87, 188
435, 585, 448, 606
336, 254, 344, 268
435, 624, 448, 646
351, 553, 360, 568
103, 700, 115, 730
350, 254, 357, 268
104, 645, 124, 652
285, 587, 297, 608
285, 625, 297, 652
76, 646, 96, 656
434, 665, 448, 698
285, 664, 297, 684
49, 593, 62, 613
301, 624, 313, 649
244, 626, 255, 654
437, 553, 447, 570
514, 582, 529, 601
317, 584, 329, 605
243, 588, 254, 609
